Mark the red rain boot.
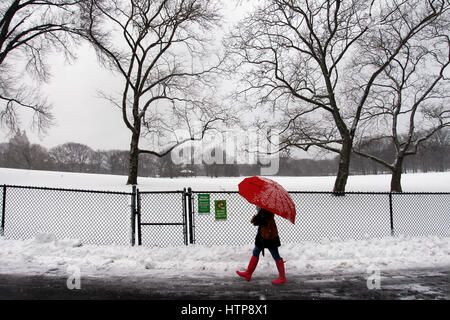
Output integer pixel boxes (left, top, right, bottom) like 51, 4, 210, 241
236, 256, 259, 281
272, 259, 287, 285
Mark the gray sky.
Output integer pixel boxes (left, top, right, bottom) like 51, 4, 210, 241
0, 43, 136, 151
28, 44, 129, 151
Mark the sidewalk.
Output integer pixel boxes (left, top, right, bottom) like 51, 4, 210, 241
0, 267, 448, 300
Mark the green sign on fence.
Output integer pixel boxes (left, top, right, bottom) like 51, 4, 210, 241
198, 194, 210, 214
214, 200, 227, 220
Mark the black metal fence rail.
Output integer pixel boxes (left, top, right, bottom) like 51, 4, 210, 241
1, 184, 449, 247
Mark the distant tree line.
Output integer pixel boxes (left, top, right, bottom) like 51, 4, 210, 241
350, 129, 450, 176
1, 129, 448, 179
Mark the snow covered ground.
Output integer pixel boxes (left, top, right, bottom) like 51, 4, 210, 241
0, 233, 449, 280
0, 168, 449, 280
1, 167, 450, 192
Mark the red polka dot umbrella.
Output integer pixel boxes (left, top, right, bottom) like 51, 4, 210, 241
238, 176, 296, 224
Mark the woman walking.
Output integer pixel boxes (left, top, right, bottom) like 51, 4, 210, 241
236, 206, 286, 285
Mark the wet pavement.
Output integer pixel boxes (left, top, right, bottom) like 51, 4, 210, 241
0, 267, 448, 300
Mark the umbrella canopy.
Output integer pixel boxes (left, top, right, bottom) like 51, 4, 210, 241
238, 176, 296, 224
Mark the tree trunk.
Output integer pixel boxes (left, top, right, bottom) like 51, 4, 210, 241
0, 0, 20, 65
390, 157, 404, 192
333, 139, 352, 195
127, 131, 140, 185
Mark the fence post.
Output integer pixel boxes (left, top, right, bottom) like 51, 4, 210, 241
187, 187, 195, 244
137, 188, 142, 246
130, 185, 136, 246
182, 188, 188, 246
1, 185, 5, 237
388, 192, 395, 236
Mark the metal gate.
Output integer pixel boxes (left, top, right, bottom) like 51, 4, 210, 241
134, 188, 191, 247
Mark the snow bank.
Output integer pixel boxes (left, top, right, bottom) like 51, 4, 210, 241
1, 168, 449, 192
0, 234, 449, 278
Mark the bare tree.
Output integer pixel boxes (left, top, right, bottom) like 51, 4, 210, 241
353, 16, 449, 191
104, 149, 128, 174
4, 129, 32, 168
422, 128, 450, 172
0, 0, 85, 134
227, 0, 448, 193
49, 142, 94, 172
83, 0, 227, 185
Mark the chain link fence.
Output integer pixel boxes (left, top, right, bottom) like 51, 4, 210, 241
1, 185, 133, 245
1, 184, 449, 247
190, 191, 450, 246
391, 193, 450, 237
